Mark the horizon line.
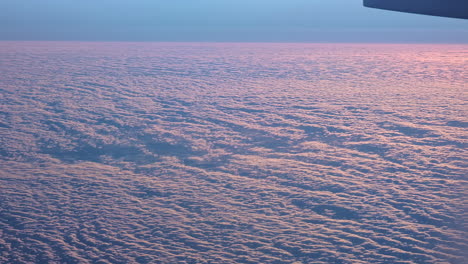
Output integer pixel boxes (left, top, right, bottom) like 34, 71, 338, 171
1, 40, 467, 45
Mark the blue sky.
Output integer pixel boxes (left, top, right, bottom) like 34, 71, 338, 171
1, 0, 467, 42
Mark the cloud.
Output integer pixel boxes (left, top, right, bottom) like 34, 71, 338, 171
0, 41, 466, 263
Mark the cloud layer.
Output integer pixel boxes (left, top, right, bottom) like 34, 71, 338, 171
0, 42, 466, 263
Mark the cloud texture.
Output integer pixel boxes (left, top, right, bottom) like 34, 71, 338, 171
0, 42, 467, 263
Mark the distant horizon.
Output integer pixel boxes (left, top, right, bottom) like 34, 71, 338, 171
1, 40, 467, 45
2, 32, 467, 44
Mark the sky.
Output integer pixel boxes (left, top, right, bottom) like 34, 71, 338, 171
0, 0, 467, 42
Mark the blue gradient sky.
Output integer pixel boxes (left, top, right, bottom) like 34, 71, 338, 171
1, 0, 467, 42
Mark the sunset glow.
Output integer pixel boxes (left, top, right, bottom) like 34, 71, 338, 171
1, 42, 466, 263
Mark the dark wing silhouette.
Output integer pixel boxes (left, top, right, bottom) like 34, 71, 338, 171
364, 0, 468, 19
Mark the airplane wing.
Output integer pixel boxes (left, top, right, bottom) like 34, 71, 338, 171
364, 0, 468, 19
